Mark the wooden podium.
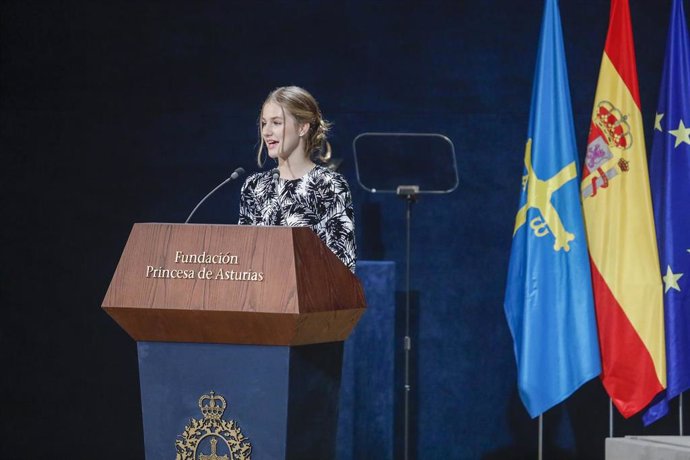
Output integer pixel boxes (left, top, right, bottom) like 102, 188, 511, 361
103, 223, 366, 460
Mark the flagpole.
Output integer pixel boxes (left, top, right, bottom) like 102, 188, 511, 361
609, 398, 613, 438
538, 414, 543, 460
680, 393, 684, 436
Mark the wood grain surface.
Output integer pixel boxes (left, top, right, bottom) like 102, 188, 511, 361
102, 223, 366, 345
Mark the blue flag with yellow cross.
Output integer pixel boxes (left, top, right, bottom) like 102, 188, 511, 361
503, 0, 601, 418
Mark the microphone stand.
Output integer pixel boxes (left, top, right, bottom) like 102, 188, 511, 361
185, 178, 233, 224
397, 184, 419, 460
185, 167, 245, 224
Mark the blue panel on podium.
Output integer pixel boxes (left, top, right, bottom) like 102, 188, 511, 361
138, 341, 343, 460
337, 261, 396, 460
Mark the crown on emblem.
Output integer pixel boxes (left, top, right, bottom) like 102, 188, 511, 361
594, 101, 632, 150
198, 391, 227, 420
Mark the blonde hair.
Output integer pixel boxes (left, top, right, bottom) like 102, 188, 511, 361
256, 86, 332, 166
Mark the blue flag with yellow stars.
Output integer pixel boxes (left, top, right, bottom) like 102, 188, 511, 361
503, 0, 601, 418
644, 0, 690, 426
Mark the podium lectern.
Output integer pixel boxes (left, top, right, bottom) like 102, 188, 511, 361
103, 223, 366, 460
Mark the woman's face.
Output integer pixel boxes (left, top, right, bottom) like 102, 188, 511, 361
261, 100, 307, 161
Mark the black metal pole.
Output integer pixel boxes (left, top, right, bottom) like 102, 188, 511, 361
402, 191, 416, 460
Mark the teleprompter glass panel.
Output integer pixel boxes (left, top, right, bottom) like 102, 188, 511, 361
353, 133, 459, 194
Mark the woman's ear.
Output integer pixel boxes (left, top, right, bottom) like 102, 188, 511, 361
299, 123, 310, 137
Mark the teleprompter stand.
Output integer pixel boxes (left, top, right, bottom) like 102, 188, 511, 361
354, 132, 459, 460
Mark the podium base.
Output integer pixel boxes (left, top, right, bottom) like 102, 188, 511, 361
137, 341, 343, 460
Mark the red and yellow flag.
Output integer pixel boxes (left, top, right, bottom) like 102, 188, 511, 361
581, 0, 665, 418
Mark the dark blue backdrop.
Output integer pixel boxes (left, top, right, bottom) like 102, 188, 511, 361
1, 1, 687, 458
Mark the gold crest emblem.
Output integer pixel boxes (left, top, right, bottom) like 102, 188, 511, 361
176, 391, 251, 460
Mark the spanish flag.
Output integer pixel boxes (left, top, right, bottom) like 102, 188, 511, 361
581, 0, 665, 418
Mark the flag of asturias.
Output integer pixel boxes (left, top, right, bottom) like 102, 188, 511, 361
644, 0, 690, 426
580, 0, 665, 418
504, 0, 601, 418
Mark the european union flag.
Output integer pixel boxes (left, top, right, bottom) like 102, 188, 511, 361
644, 0, 690, 426
504, 0, 601, 418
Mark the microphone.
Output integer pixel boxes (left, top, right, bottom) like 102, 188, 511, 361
185, 167, 246, 224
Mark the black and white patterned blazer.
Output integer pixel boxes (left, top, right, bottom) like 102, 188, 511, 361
238, 165, 357, 272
